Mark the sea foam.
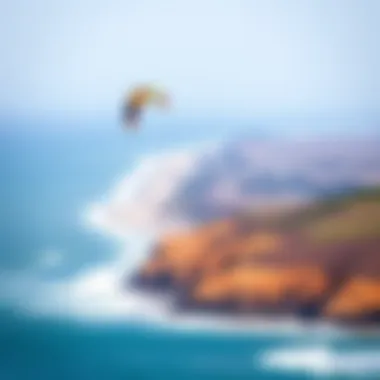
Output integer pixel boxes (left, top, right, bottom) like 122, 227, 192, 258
261, 346, 380, 376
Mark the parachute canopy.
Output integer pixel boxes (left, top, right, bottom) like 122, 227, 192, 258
122, 84, 169, 128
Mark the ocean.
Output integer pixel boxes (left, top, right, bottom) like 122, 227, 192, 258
1, 121, 380, 379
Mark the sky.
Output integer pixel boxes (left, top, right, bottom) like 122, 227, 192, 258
0, 0, 379, 124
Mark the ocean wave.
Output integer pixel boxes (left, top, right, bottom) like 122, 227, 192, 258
261, 346, 380, 377
83, 148, 203, 237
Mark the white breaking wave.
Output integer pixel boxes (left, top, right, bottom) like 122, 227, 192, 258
2, 147, 203, 322
261, 346, 380, 376
84, 148, 203, 237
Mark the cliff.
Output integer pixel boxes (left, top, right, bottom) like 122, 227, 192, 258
129, 187, 380, 325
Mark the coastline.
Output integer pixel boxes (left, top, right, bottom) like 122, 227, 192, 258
5, 140, 379, 338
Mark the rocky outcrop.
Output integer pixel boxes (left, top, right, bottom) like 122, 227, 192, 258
324, 277, 380, 323
129, 187, 380, 325
190, 265, 328, 316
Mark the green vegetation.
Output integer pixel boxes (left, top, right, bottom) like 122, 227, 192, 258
242, 186, 380, 243
285, 186, 380, 242
304, 200, 380, 242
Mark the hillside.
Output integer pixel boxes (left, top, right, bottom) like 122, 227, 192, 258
129, 186, 380, 325
92, 137, 380, 234
169, 138, 380, 223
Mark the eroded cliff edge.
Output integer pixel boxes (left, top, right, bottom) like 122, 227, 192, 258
129, 187, 380, 325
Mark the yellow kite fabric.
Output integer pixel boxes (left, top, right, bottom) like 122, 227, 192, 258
122, 85, 169, 128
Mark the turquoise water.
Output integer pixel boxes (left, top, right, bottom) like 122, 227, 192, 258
0, 309, 322, 380
1, 307, 380, 380
1, 121, 380, 379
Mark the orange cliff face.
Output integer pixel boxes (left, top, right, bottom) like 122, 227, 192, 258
324, 277, 380, 322
193, 265, 327, 308
138, 220, 285, 286
139, 219, 237, 283
130, 200, 380, 325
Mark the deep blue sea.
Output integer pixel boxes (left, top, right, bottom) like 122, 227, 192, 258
1, 120, 380, 379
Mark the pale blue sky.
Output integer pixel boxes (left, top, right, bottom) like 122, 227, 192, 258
1, 0, 379, 123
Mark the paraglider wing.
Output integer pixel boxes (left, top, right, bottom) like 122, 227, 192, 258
122, 85, 169, 129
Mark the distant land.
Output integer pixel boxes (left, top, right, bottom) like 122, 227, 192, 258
167, 136, 380, 223
120, 135, 380, 326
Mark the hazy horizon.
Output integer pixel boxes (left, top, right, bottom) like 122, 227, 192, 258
1, 0, 379, 131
